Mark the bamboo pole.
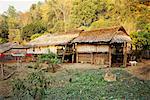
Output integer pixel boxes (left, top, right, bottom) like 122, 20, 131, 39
72, 44, 75, 63
123, 42, 127, 67
62, 45, 67, 63
91, 52, 94, 64
1, 63, 4, 78
109, 46, 112, 67
75, 43, 78, 63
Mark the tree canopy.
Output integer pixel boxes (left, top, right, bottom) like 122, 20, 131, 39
0, 0, 149, 50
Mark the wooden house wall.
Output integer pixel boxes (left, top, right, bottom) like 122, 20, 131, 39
78, 53, 91, 63
77, 53, 109, 65
27, 46, 57, 54
76, 44, 109, 53
76, 44, 96, 53
97, 45, 109, 52
76, 44, 110, 65
93, 53, 109, 65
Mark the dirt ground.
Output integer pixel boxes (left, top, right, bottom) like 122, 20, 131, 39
126, 60, 150, 80
61, 63, 106, 70
0, 60, 150, 98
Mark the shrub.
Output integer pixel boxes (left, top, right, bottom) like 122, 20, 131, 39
38, 51, 61, 64
12, 71, 52, 99
38, 51, 61, 72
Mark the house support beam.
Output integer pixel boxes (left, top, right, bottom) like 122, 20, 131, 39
1, 63, 4, 78
62, 45, 67, 63
72, 44, 75, 63
76, 52, 78, 63
75, 43, 78, 63
123, 42, 127, 67
91, 53, 94, 64
109, 46, 112, 67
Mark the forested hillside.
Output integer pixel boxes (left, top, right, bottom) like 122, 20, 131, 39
0, 0, 149, 49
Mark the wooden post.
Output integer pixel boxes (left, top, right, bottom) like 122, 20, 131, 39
1, 63, 4, 78
72, 44, 75, 63
72, 54, 74, 63
123, 42, 127, 67
62, 45, 67, 63
91, 53, 93, 64
109, 46, 112, 67
75, 43, 78, 63
76, 52, 78, 63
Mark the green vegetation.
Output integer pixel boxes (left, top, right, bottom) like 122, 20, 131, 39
12, 71, 52, 100
130, 24, 150, 50
0, 0, 149, 49
38, 51, 61, 72
12, 69, 150, 100
38, 51, 61, 64
22, 21, 47, 41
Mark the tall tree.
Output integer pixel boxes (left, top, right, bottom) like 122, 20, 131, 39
0, 14, 9, 43
71, 0, 109, 28
22, 21, 47, 41
6, 5, 19, 29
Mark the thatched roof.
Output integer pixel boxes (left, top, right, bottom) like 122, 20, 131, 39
28, 30, 82, 47
72, 26, 131, 43
0, 42, 29, 53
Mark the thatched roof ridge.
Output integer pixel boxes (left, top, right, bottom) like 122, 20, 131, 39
28, 30, 82, 47
0, 42, 28, 53
72, 26, 131, 43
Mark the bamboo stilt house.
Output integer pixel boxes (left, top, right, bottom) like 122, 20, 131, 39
72, 26, 132, 67
27, 30, 82, 62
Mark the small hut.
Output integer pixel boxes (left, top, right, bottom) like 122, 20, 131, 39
0, 42, 29, 62
27, 30, 82, 62
72, 26, 131, 67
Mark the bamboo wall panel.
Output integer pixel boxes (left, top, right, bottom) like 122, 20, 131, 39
93, 53, 109, 65
77, 44, 96, 53
76, 44, 109, 53
48, 46, 57, 54
27, 46, 57, 54
96, 45, 109, 52
78, 53, 91, 63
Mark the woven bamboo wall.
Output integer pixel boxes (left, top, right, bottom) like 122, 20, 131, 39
93, 53, 109, 65
76, 44, 109, 53
27, 46, 57, 54
76, 44, 110, 65
78, 53, 91, 63
77, 53, 109, 65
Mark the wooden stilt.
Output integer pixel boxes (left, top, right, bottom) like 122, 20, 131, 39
1, 63, 4, 78
62, 45, 67, 63
72, 54, 74, 63
123, 42, 127, 67
76, 52, 78, 63
72, 44, 75, 63
109, 46, 112, 67
91, 53, 94, 64
75, 43, 78, 63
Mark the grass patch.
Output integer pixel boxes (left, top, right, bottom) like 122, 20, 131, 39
11, 69, 150, 100
45, 69, 150, 100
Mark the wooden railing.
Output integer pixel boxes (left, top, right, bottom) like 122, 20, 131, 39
57, 49, 74, 55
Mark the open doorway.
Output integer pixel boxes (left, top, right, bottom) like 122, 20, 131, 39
112, 43, 124, 67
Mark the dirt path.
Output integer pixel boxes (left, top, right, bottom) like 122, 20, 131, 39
61, 63, 106, 70
126, 60, 150, 80
0, 80, 12, 98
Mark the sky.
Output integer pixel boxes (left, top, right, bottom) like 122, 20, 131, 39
0, 0, 45, 14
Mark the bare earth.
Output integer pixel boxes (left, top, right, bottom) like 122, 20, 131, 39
126, 60, 150, 80
0, 60, 150, 98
